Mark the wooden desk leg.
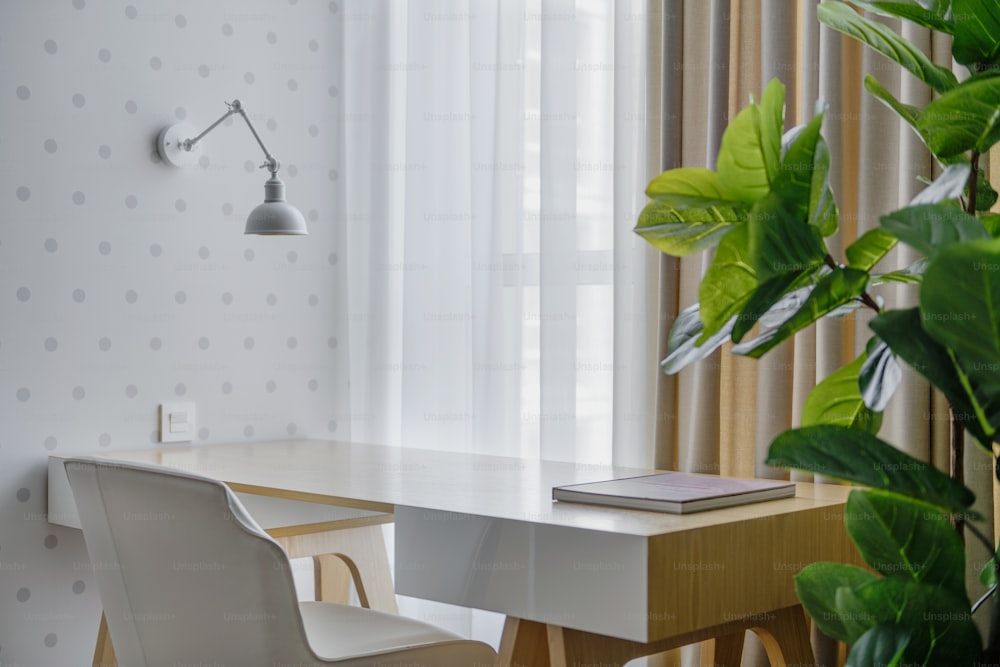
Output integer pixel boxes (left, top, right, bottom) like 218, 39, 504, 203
750, 605, 815, 667
546, 624, 642, 667
498, 617, 551, 667
537, 605, 813, 667
710, 632, 746, 666
93, 612, 117, 667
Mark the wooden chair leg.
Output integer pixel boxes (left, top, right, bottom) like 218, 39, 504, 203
93, 612, 117, 667
328, 525, 397, 613
314, 553, 353, 603
278, 522, 398, 613
498, 617, 551, 667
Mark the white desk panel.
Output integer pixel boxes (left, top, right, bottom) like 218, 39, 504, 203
394, 506, 649, 641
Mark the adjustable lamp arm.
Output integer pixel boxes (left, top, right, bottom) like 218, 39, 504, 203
175, 100, 280, 175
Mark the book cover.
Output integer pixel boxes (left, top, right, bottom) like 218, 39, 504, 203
552, 472, 796, 514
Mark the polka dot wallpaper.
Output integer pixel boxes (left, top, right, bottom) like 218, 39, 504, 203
0, 1, 345, 664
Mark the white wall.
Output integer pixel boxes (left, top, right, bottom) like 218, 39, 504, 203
0, 1, 345, 664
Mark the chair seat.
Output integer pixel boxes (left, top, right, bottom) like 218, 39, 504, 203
300, 601, 497, 665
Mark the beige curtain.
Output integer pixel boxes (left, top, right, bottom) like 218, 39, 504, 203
645, 1, 997, 664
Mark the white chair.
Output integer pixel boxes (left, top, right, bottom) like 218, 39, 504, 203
64, 457, 498, 667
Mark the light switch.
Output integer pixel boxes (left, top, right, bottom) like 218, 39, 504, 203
160, 402, 196, 443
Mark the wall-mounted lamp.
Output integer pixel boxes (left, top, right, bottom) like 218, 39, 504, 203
156, 100, 308, 235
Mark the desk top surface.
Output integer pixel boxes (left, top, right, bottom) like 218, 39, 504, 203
55, 438, 851, 537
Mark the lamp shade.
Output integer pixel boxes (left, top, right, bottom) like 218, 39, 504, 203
244, 175, 308, 235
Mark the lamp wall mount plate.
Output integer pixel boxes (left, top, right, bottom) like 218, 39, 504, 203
157, 123, 201, 168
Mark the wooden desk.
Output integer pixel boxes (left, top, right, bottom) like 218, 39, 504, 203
49, 439, 861, 667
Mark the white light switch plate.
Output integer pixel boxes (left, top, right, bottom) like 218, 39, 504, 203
160, 402, 196, 443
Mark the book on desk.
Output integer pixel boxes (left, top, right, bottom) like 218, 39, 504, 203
552, 472, 796, 514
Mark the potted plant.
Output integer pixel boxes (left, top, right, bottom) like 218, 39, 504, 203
634, 1, 1000, 664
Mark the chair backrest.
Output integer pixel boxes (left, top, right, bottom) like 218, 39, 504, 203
65, 457, 319, 667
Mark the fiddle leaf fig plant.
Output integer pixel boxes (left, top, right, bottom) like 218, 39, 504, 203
635, 1, 1000, 664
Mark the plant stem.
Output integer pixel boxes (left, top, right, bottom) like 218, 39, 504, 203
965, 151, 979, 215
951, 404, 966, 542
968, 150, 981, 216
951, 403, 966, 490
858, 292, 881, 313
824, 254, 881, 313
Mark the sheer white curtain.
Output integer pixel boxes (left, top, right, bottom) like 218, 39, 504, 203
341, 0, 525, 457
339, 0, 659, 468
337, 0, 659, 647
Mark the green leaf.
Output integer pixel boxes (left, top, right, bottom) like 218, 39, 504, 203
795, 562, 880, 643
863, 75, 920, 126
862, 74, 971, 168
853, 578, 981, 664
644, 167, 733, 204
980, 556, 997, 589
717, 79, 785, 202
664, 301, 703, 352
984, 214, 1000, 238
921, 238, 1000, 446
733, 267, 869, 358
951, 0, 1000, 67
802, 352, 883, 433
758, 78, 785, 182
773, 111, 839, 236
834, 585, 880, 645
871, 257, 928, 284
847, 228, 898, 271
859, 338, 902, 412
694, 145, 841, 344
879, 203, 989, 257
849, 0, 954, 33
845, 490, 967, 595
766, 424, 979, 515
659, 303, 735, 375
732, 273, 812, 343
748, 193, 828, 283
637, 167, 751, 258
864, 74, 926, 143
845, 623, 912, 667
809, 136, 840, 236
635, 197, 747, 257
910, 162, 972, 205
975, 168, 998, 211
968, 68, 1000, 84
697, 224, 759, 341
818, 1, 958, 94
870, 307, 997, 448
774, 118, 820, 218
919, 76, 1000, 158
